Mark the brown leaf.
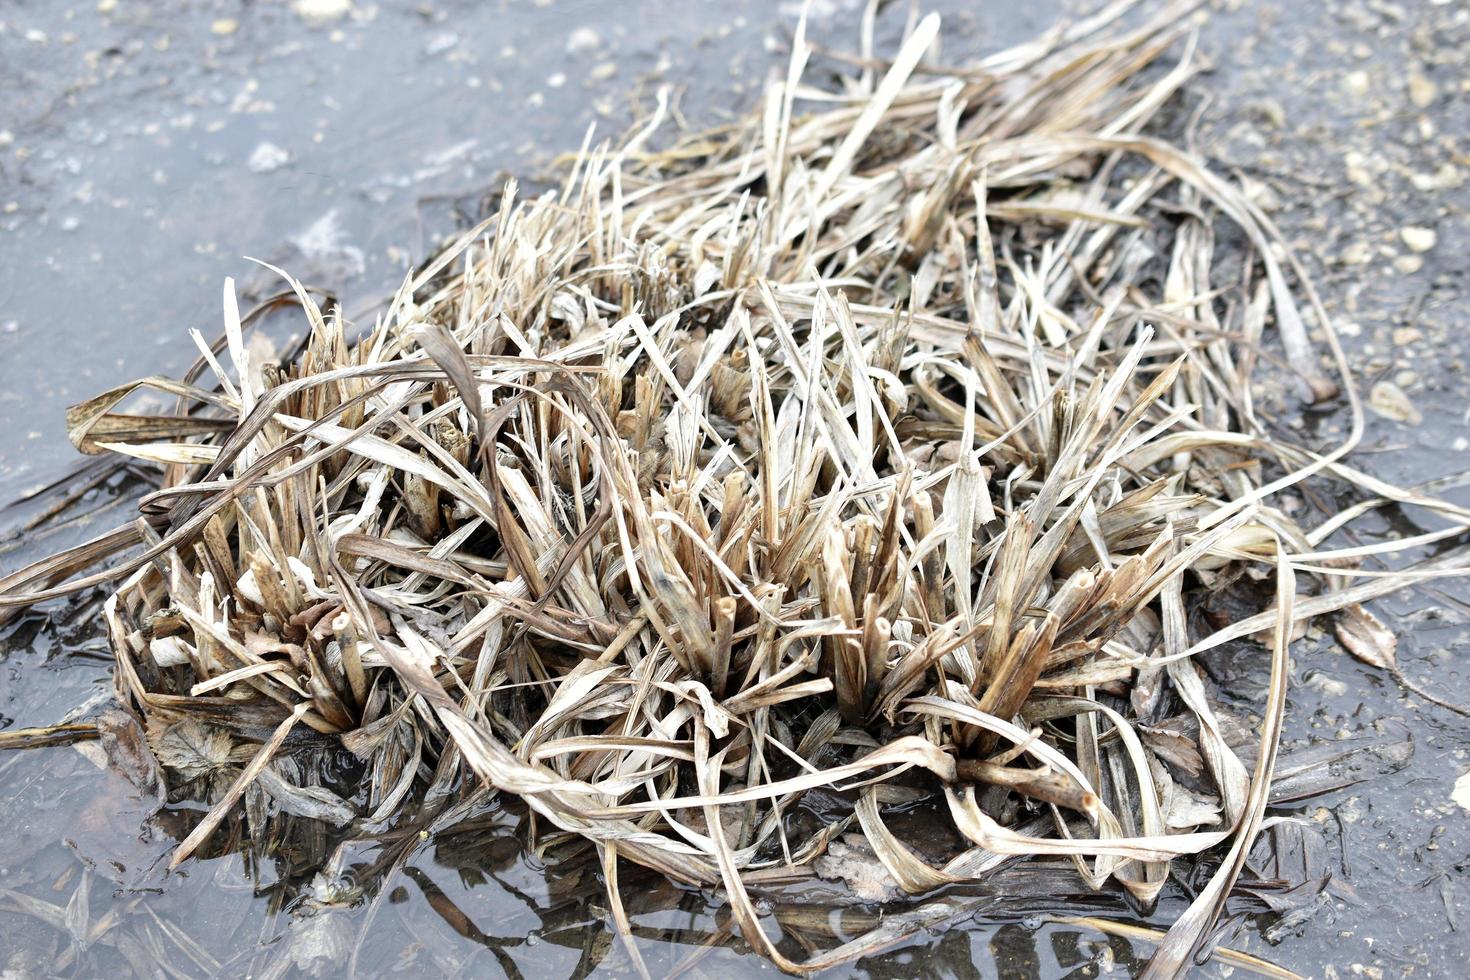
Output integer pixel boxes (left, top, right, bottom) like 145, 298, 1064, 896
148, 718, 242, 780
1334, 603, 1397, 670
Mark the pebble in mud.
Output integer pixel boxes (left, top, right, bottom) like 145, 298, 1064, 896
1393, 254, 1423, 275
1407, 73, 1437, 109
1399, 225, 1438, 253
1369, 381, 1422, 426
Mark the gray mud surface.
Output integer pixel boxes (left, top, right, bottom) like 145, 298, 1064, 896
2, 1, 1469, 976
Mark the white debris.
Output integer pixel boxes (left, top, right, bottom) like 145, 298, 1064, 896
248, 141, 291, 174
149, 635, 193, 668
424, 31, 459, 57
292, 210, 366, 280
1453, 771, 1470, 812
566, 26, 601, 54
292, 0, 352, 24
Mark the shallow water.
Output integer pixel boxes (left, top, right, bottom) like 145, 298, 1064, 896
2, 0, 1469, 976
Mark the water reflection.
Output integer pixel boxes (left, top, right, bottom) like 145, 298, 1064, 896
0, 733, 1225, 978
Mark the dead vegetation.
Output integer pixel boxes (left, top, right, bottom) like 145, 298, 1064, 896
3, 1, 1469, 975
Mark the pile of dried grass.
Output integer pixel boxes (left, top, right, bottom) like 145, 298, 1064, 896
5, 2, 1470, 975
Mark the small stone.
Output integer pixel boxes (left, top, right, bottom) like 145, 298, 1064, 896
248, 141, 291, 174
566, 27, 601, 54
1411, 164, 1463, 192
1242, 176, 1281, 212
1304, 672, 1349, 698
1368, 382, 1422, 425
97, 0, 116, 10
1393, 255, 1423, 275
1453, 436, 1469, 452
1408, 73, 1437, 109
1394, 369, 1417, 388
1, 320, 18, 335
547, 72, 567, 89
590, 61, 617, 81
211, 17, 238, 35
1400, 226, 1437, 253
1343, 70, 1370, 97
1343, 151, 1376, 189
1392, 327, 1422, 346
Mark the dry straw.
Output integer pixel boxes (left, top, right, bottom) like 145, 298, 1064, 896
3, 1, 1467, 975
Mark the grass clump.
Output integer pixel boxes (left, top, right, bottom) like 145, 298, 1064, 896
4, 2, 1468, 975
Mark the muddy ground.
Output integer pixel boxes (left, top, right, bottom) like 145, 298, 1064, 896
1, 0, 1468, 976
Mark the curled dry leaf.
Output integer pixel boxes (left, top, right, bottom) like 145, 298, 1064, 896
1335, 602, 1397, 670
